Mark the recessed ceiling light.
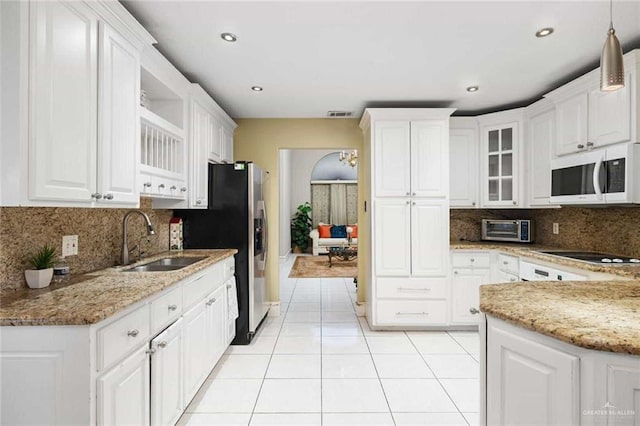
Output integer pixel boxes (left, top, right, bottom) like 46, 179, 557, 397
535, 27, 554, 38
466, 86, 479, 93
251, 86, 263, 92
221, 33, 237, 42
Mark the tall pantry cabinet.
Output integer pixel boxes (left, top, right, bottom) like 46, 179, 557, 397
360, 109, 456, 328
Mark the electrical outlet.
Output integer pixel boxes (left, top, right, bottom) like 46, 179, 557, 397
62, 235, 78, 257
552, 223, 559, 235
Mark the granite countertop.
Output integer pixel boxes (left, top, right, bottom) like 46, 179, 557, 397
480, 281, 640, 355
450, 240, 640, 280
0, 249, 236, 326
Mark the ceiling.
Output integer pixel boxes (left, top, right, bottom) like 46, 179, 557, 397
121, 1, 640, 119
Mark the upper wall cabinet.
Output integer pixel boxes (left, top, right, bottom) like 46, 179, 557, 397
449, 117, 479, 208
478, 109, 524, 208
525, 99, 557, 208
0, 0, 155, 207
546, 51, 639, 156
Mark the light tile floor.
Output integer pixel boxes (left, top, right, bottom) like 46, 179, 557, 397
178, 255, 480, 426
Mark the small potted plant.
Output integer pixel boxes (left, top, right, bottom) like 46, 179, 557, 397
291, 202, 312, 253
24, 244, 57, 289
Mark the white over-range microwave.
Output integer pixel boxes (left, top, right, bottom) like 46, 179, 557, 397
550, 143, 640, 205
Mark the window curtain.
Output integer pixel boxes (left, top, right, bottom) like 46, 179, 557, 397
330, 184, 347, 225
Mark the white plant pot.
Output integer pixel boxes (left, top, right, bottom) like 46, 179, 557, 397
24, 268, 53, 289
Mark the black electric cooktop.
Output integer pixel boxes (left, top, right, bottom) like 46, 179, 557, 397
539, 251, 640, 264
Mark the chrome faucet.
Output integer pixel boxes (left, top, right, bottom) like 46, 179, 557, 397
122, 210, 156, 265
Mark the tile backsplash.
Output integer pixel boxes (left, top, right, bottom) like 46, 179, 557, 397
451, 207, 640, 258
0, 198, 173, 290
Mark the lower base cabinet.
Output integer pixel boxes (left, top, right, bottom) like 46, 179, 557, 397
451, 267, 491, 324
151, 318, 184, 426
98, 346, 151, 426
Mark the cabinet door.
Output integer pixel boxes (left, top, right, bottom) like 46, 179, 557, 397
206, 286, 227, 365
374, 198, 411, 276
373, 121, 411, 197
451, 268, 491, 324
208, 115, 222, 163
151, 318, 183, 426
182, 300, 209, 402
226, 279, 237, 345
221, 125, 234, 164
528, 109, 554, 207
483, 123, 519, 207
97, 23, 139, 205
450, 128, 478, 207
494, 270, 519, 284
588, 80, 631, 147
604, 359, 640, 425
555, 92, 588, 156
411, 120, 448, 197
97, 346, 150, 426
487, 321, 580, 426
411, 200, 449, 277
190, 100, 209, 208
29, 1, 98, 203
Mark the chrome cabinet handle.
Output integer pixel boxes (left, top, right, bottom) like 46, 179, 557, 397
470, 258, 475, 262
127, 329, 139, 337
454, 271, 459, 274
469, 307, 480, 315
158, 184, 165, 189
206, 298, 216, 306
398, 287, 431, 292
396, 312, 429, 316
196, 200, 202, 205
91, 193, 102, 200
168, 304, 178, 311
170, 185, 177, 190
472, 201, 476, 206
412, 192, 416, 196
577, 144, 585, 149
512, 201, 517, 205
157, 341, 167, 348
406, 200, 410, 205
143, 182, 152, 187
503, 261, 508, 265
181, 187, 187, 192
226, 284, 232, 289
586, 141, 594, 147
103, 193, 114, 200
412, 202, 416, 205
145, 348, 156, 355
406, 192, 410, 196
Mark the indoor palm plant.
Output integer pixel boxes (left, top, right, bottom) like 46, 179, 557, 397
24, 244, 57, 288
291, 202, 312, 253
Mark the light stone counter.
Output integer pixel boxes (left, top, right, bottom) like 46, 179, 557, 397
480, 281, 640, 355
0, 249, 236, 326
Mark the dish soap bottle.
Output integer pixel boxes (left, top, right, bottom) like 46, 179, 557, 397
53, 257, 70, 283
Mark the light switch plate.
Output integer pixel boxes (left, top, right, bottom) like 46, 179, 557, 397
62, 235, 78, 257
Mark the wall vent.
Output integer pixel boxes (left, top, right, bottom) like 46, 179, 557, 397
327, 111, 353, 118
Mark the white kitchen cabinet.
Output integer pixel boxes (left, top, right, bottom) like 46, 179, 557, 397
97, 345, 151, 426
182, 298, 210, 403
374, 121, 411, 197
486, 318, 580, 426
480, 117, 521, 207
222, 125, 234, 164
526, 99, 556, 207
588, 79, 632, 147
208, 114, 223, 163
206, 285, 228, 365
449, 117, 479, 208
151, 318, 184, 426
494, 269, 519, 283
374, 198, 411, 277
98, 22, 140, 205
189, 97, 211, 209
411, 200, 449, 276
450, 252, 491, 325
411, 120, 449, 197
29, 0, 99, 204
225, 279, 237, 344
555, 91, 589, 156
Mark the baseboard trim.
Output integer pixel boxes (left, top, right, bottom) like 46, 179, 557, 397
279, 250, 292, 263
355, 301, 366, 317
267, 302, 281, 317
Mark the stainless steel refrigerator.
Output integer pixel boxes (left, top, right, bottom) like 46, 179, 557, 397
174, 162, 268, 344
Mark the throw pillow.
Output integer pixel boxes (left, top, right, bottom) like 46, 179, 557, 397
330, 225, 347, 238
348, 225, 358, 238
318, 225, 332, 238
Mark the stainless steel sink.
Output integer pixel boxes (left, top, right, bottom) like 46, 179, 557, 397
122, 256, 206, 272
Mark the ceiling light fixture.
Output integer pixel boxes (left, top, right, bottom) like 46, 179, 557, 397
220, 33, 237, 42
251, 86, 263, 92
600, 0, 625, 91
338, 150, 358, 167
466, 86, 479, 93
535, 27, 554, 38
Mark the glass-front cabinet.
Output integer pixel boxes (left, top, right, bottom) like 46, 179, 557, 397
482, 122, 519, 207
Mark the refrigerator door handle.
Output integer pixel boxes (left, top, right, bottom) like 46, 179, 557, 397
258, 200, 267, 270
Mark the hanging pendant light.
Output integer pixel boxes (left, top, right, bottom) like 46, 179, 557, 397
600, 0, 624, 91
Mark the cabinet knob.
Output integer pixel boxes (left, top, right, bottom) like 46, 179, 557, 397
226, 284, 232, 289
586, 141, 594, 148
406, 192, 410, 196
503, 261, 508, 265
406, 200, 410, 205
143, 182, 152, 188
206, 297, 217, 306
168, 304, 178, 311
470, 258, 475, 262
412, 202, 416, 206
512, 201, 517, 205
454, 271, 458, 275
145, 348, 156, 355
196, 200, 202, 205
157, 341, 168, 348
412, 192, 416, 196
472, 202, 476, 206
577, 144, 585, 149
158, 184, 165, 189
170, 185, 177, 191
103, 193, 114, 200
180, 187, 187, 192
127, 329, 139, 337
469, 307, 480, 315
91, 193, 102, 200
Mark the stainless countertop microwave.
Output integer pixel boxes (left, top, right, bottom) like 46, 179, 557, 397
481, 219, 534, 243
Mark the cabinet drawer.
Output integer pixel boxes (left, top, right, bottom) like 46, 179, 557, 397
498, 253, 519, 275
183, 264, 223, 309
376, 277, 446, 299
451, 252, 491, 268
376, 300, 447, 326
97, 304, 150, 371
150, 285, 182, 334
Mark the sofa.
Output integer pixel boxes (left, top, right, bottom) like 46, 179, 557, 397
309, 223, 358, 256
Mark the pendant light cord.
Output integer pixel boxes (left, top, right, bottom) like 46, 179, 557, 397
609, 0, 614, 31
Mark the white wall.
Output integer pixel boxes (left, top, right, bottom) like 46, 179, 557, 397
278, 149, 292, 259
289, 149, 337, 216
